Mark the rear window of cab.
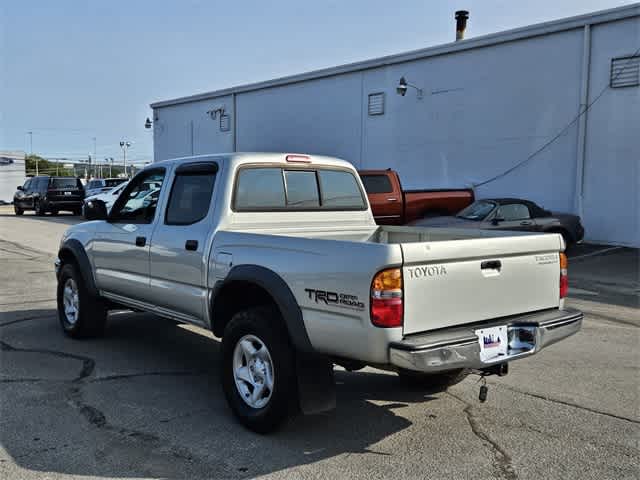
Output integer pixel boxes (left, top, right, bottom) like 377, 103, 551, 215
50, 178, 82, 189
233, 167, 366, 211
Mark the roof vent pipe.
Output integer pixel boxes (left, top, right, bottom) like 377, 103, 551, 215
455, 10, 469, 41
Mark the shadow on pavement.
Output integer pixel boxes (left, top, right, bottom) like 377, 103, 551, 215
0, 211, 83, 226
0, 309, 433, 478
568, 247, 639, 309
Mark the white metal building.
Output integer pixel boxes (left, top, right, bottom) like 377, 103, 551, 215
151, 5, 640, 247
0, 151, 26, 204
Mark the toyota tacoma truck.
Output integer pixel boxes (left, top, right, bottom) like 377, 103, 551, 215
359, 169, 474, 225
55, 153, 582, 433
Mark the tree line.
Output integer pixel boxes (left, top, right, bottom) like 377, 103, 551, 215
26, 154, 126, 178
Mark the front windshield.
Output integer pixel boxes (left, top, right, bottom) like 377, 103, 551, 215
456, 201, 496, 221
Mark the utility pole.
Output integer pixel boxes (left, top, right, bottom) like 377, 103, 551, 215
92, 137, 97, 177
27, 131, 37, 175
119, 141, 131, 178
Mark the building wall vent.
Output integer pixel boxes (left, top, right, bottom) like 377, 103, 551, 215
368, 92, 385, 116
610, 55, 639, 88
220, 114, 231, 132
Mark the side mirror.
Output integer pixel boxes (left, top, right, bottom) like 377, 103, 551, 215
84, 199, 108, 221
17, 186, 24, 191
491, 217, 504, 226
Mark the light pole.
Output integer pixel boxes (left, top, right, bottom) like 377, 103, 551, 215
119, 141, 131, 178
27, 131, 37, 175
105, 157, 114, 177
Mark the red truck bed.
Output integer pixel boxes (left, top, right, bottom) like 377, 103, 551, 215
359, 169, 474, 225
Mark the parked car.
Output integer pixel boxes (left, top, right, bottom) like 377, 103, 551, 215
82, 181, 129, 218
411, 198, 585, 246
84, 178, 127, 197
359, 169, 474, 225
121, 187, 160, 213
59, 153, 581, 433
14, 176, 84, 216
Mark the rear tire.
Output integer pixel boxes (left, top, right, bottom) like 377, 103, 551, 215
50, 209, 59, 216
34, 199, 46, 216
221, 306, 297, 433
73, 207, 82, 216
397, 369, 468, 391
14, 205, 23, 216
57, 263, 108, 338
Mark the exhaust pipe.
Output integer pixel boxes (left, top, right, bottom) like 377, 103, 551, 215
455, 10, 469, 41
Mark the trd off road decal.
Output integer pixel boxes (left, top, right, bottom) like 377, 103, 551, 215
304, 289, 365, 310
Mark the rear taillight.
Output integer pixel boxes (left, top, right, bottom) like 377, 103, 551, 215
371, 268, 403, 328
559, 253, 568, 298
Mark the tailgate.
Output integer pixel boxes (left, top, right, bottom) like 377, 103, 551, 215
401, 234, 562, 334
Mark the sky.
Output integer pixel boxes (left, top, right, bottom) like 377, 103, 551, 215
0, 0, 635, 166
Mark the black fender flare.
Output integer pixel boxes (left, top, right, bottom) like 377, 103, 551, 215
57, 239, 99, 297
212, 264, 313, 353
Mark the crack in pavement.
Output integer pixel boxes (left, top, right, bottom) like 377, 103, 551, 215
0, 338, 213, 476
0, 313, 56, 328
89, 371, 206, 383
0, 340, 95, 383
0, 239, 52, 257
495, 384, 640, 424
447, 391, 518, 480
0, 378, 44, 383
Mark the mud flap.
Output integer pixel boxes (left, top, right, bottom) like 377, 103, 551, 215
296, 352, 336, 415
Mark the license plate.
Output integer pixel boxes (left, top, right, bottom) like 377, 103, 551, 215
64, 191, 72, 196
475, 325, 508, 362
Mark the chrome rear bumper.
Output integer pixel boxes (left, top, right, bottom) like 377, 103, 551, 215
389, 308, 582, 373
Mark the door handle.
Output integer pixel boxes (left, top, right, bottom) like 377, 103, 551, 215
185, 240, 198, 251
386, 197, 398, 202
481, 260, 501, 270
520, 221, 533, 226
135, 236, 146, 247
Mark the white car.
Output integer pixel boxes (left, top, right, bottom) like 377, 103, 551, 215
82, 181, 128, 218
121, 187, 160, 213
84, 178, 127, 197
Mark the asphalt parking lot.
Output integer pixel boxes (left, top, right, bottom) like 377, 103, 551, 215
1, 207, 638, 479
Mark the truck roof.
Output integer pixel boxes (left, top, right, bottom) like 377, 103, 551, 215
152, 152, 355, 171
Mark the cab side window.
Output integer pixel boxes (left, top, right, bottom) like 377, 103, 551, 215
497, 204, 531, 221
110, 169, 166, 224
165, 170, 217, 225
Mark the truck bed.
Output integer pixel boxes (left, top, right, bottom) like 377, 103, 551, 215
224, 224, 563, 337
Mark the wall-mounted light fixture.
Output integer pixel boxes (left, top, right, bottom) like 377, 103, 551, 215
396, 76, 423, 99
144, 117, 153, 129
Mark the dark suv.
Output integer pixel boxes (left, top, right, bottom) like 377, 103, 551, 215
14, 176, 85, 216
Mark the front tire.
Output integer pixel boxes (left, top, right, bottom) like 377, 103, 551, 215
221, 307, 297, 433
14, 204, 23, 216
57, 263, 108, 338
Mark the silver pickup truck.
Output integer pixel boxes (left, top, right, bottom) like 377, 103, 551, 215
55, 153, 582, 433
